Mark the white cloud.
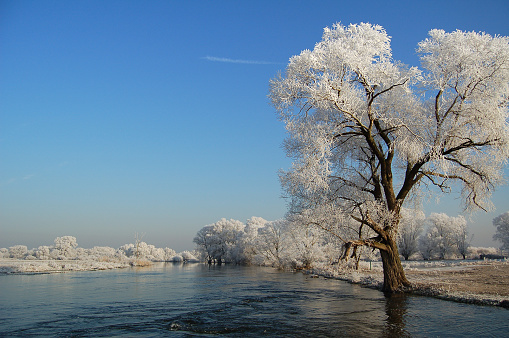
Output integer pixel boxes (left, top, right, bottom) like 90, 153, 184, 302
203, 56, 278, 65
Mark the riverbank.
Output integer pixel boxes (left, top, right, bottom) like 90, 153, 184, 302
3, 258, 508, 308
0, 259, 131, 273
310, 259, 509, 308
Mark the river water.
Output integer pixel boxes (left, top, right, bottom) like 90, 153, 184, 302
0, 263, 507, 337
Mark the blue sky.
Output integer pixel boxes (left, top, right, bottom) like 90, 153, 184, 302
1, 0, 508, 252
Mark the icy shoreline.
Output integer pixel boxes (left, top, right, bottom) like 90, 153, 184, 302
307, 259, 509, 308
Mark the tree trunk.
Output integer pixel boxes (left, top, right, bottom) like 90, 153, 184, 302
380, 237, 411, 292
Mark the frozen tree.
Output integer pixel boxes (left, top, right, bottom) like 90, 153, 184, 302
9, 245, 28, 259
454, 222, 472, 259
34, 245, 52, 259
420, 213, 467, 259
118, 243, 136, 257
286, 223, 325, 269
419, 230, 435, 260
52, 236, 78, 259
164, 247, 177, 261
149, 247, 166, 261
493, 211, 509, 251
270, 23, 509, 291
398, 209, 425, 260
180, 250, 199, 262
241, 216, 270, 264
193, 225, 217, 263
87, 246, 117, 260
469, 246, 500, 259
193, 218, 245, 264
254, 219, 290, 267
134, 233, 145, 259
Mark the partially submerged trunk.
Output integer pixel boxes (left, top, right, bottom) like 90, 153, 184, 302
379, 237, 410, 292
340, 235, 410, 292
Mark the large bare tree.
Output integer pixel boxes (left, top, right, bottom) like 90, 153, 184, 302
270, 23, 509, 292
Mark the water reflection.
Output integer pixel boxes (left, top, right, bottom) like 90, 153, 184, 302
383, 292, 410, 337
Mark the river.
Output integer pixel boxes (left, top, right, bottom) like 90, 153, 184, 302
0, 263, 507, 336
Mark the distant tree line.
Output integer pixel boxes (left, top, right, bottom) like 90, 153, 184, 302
0, 236, 199, 263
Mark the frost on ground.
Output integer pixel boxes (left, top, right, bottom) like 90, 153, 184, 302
310, 260, 509, 308
0, 259, 131, 273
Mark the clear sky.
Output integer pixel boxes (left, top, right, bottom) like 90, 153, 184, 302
1, 0, 508, 252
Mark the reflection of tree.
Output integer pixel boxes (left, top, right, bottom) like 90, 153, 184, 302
382, 292, 410, 337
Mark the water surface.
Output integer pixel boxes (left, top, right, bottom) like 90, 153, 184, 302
0, 263, 507, 336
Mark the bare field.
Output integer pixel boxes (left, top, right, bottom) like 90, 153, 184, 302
406, 262, 509, 297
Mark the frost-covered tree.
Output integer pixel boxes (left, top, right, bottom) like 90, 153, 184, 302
493, 211, 509, 251
52, 236, 78, 259
270, 23, 509, 291
254, 219, 290, 267
34, 245, 52, 260
9, 245, 28, 259
455, 222, 471, 259
468, 246, 500, 259
193, 218, 245, 264
286, 223, 326, 269
419, 230, 435, 261
241, 216, 270, 264
164, 247, 177, 261
87, 246, 117, 260
193, 225, 216, 263
0, 247, 9, 258
421, 213, 467, 259
398, 209, 425, 260
180, 250, 199, 262
118, 243, 136, 258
